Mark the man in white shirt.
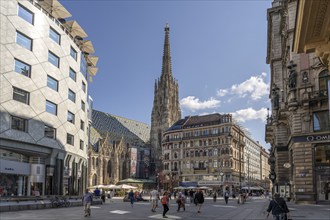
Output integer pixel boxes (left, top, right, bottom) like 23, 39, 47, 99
150, 189, 159, 212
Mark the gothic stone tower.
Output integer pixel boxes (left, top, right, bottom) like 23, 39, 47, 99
150, 23, 181, 174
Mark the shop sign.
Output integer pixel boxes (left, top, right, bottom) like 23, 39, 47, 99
292, 134, 330, 143
0, 159, 30, 175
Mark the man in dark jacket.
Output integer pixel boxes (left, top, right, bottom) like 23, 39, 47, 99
267, 193, 289, 220
194, 189, 204, 213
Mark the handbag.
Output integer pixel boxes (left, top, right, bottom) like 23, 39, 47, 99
274, 199, 291, 220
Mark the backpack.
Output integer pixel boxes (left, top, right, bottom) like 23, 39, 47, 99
161, 196, 167, 204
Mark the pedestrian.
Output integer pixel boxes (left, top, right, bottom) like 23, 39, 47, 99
266, 193, 290, 220
194, 189, 204, 213
128, 189, 135, 207
94, 187, 100, 198
213, 191, 217, 202
161, 191, 169, 218
224, 189, 229, 204
150, 189, 158, 212
177, 193, 185, 212
82, 189, 93, 217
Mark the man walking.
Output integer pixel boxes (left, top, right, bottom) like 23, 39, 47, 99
224, 189, 229, 204
150, 189, 158, 212
83, 189, 93, 217
194, 189, 204, 213
267, 193, 290, 220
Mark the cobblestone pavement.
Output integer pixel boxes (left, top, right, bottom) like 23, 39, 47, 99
1, 197, 329, 220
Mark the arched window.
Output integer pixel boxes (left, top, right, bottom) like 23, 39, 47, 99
93, 174, 97, 186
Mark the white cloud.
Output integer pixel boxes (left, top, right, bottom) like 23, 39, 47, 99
180, 96, 220, 112
216, 72, 269, 101
231, 107, 268, 123
217, 89, 229, 97
231, 73, 269, 100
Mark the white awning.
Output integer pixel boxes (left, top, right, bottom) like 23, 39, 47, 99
38, 0, 71, 19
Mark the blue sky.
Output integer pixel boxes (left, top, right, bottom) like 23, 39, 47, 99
60, 0, 272, 149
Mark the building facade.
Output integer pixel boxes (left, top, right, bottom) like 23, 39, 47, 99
162, 113, 250, 194
88, 110, 151, 186
150, 23, 181, 176
266, 0, 330, 203
0, 0, 98, 196
260, 147, 271, 191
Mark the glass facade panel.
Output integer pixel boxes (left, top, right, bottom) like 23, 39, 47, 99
11, 116, 26, 132
16, 31, 32, 50
313, 111, 330, 131
47, 75, 58, 91
67, 111, 75, 124
69, 68, 76, 81
81, 101, 85, 111
68, 89, 76, 103
14, 59, 30, 77
67, 133, 74, 145
44, 125, 56, 139
13, 87, 29, 104
18, 4, 34, 24
46, 100, 57, 115
48, 51, 59, 67
49, 27, 60, 44
82, 81, 86, 92
80, 54, 87, 78
70, 47, 77, 60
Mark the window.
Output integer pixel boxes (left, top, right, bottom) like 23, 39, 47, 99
13, 87, 29, 104
313, 111, 330, 131
49, 27, 60, 44
48, 51, 59, 67
14, 59, 31, 77
69, 68, 76, 81
67, 133, 74, 145
82, 81, 86, 92
44, 125, 56, 139
11, 116, 27, 132
70, 46, 77, 60
80, 55, 87, 78
67, 111, 75, 124
68, 89, 76, 102
80, 140, 84, 150
80, 120, 85, 131
18, 4, 34, 24
16, 31, 32, 50
319, 70, 330, 96
47, 75, 58, 91
46, 100, 57, 115
81, 100, 85, 111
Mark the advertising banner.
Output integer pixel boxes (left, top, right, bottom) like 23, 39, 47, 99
130, 147, 137, 177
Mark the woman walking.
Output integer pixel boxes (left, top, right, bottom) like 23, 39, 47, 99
194, 189, 204, 213
128, 190, 135, 207
266, 193, 290, 220
161, 191, 169, 218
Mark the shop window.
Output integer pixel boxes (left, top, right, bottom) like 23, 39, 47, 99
315, 145, 330, 163
313, 111, 330, 131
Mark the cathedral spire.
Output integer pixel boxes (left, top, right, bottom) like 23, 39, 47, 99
161, 22, 173, 79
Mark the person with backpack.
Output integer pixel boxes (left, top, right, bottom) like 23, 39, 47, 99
224, 190, 229, 204
266, 193, 290, 220
194, 189, 204, 213
161, 191, 169, 218
82, 189, 93, 217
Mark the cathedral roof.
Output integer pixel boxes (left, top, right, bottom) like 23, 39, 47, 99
92, 109, 150, 144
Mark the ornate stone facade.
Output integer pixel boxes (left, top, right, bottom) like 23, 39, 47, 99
150, 23, 181, 174
266, 0, 330, 203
